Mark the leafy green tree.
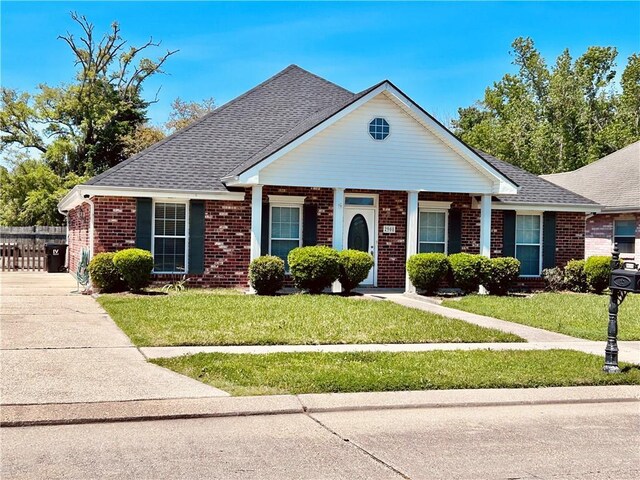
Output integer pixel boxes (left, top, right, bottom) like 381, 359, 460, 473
0, 158, 87, 226
453, 38, 639, 174
0, 12, 176, 226
165, 97, 216, 132
0, 12, 176, 176
121, 124, 166, 158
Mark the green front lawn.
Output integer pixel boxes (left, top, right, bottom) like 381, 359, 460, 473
152, 350, 640, 396
442, 293, 640, 341
98, 291, 522, 346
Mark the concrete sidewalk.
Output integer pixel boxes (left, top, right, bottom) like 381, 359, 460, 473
0, 272, 228, 405
140, 340, 640, 364
2, 385, 638, 427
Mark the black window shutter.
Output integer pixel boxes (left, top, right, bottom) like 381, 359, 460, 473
261, 203, 270, 255
188, 200, 205, 274
136, 198, 153, 251
302, 204, 318, 246
542, 211, 556, 269
447, 209, 462, 254
503, 210, 516, 258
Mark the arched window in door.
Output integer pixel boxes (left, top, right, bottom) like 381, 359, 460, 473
347, 214, 369, 252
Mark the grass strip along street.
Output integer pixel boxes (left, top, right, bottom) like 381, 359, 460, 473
152, 350, 640, 396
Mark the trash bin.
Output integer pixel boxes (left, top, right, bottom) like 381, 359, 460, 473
45, 243, 68, 273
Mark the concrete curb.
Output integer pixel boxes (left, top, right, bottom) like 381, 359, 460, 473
0, 395, 303, 427
297, 385, 640, 413
3, 385, 639, 428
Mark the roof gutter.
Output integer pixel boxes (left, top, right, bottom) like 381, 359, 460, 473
600, 206, 640, 214
489, 202, 602, 213
58, 185, 246, 212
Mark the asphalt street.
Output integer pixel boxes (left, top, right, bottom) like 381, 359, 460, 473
2, 401, 639, 479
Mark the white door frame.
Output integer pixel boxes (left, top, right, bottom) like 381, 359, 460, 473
343, 193, 378, 286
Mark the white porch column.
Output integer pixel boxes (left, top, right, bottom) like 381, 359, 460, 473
479, 194, 492, 294
331, 188, 345, 293
479, 194, 492, 257
405, 191, 419, 294
250, 185, 263, 262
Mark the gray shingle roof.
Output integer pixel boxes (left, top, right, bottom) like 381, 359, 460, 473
84, 64, 599, 209
541, 141, 640, 211
477, 151, 598, 206
86, 65, 355, 191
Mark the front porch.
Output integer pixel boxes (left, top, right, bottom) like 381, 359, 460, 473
247, 184, 495, 292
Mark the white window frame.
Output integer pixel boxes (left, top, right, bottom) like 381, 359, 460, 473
268, 198, 304, 269
151, 199, 189, 274
515, 212, 543, 278
367, 117, 390, 141
418, 201, 450, 255
344, 193, 378, 207
613, 218, 636, 256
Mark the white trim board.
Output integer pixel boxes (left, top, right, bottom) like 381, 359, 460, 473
418, 200, 452, 210
489, 202, 600, 213
59, 185, 245, 213
268, 195, 306, 205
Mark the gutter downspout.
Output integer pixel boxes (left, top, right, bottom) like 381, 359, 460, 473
84, 197, 95, 259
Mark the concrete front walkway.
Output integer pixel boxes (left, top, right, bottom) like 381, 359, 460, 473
0, 273, 227, 404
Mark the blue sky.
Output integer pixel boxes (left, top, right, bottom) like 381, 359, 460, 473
2, 1, 639, 127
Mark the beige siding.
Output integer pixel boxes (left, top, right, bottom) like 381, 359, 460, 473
259, 92, 494, 193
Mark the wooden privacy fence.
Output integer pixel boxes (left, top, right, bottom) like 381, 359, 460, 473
0, 226, 65, 246
1, 243, 48, 272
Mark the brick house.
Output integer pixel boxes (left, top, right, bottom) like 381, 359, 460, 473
58, 65, 599, 291
543, 141, 639, 263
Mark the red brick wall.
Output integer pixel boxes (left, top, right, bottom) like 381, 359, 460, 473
188, 195, 253, 288
375, 190, 408, 288
556, 212, 585, 267
67, 203, 90, 273
93, 197, 137, 254
491, 210, 504, 257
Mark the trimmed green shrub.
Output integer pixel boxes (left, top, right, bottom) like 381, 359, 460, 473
448, 253, 491, 294
584, 256, 612, 294
564, 259, 588, 293
406, 253, 450, 295
338, 249, 374, 294
113, 248, 154, 292
88, 253, 126, 293
484, 257, 520, 295
249, 255, 285, 295
288, 246, 340, 294
542, 267, 565, 292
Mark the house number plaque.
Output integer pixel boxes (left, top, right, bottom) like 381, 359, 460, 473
383, 225, 396, 234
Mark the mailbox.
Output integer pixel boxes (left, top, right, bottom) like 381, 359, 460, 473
610, 262, 640, 293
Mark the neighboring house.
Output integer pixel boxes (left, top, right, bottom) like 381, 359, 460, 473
542, 141, 640, 263
58, 65, 599, 291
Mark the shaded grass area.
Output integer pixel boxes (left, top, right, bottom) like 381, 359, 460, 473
442, 293, 640, 341
152, 350, 640, 396
98, 291, 522, 347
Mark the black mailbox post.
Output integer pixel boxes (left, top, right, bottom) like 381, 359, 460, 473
604, 244, 640, 373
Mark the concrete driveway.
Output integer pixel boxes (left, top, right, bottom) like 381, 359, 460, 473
0, 272, 226, 404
